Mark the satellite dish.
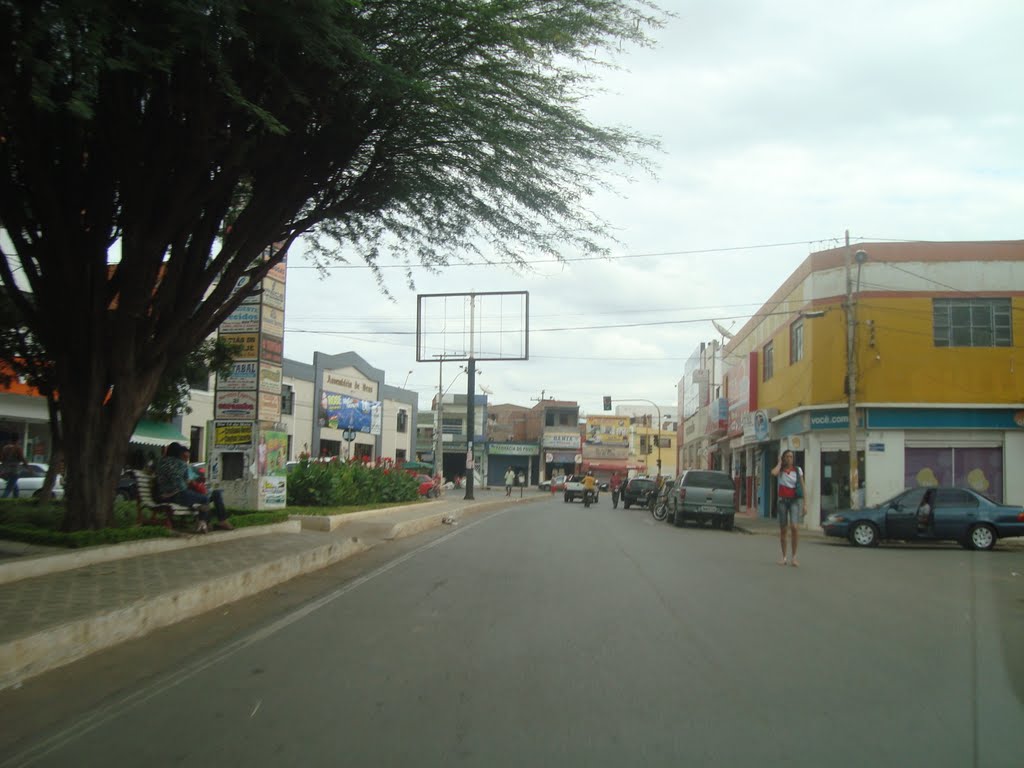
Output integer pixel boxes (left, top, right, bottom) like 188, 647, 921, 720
712, 319, 735, 339
479, 384, 494, 395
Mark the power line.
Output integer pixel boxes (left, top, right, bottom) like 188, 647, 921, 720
283, 237, 837, 270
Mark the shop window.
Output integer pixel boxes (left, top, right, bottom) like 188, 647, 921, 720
905, 446, 1003, 503
763, 341, 774, 381
933, 298, 1012, 347
281, 384, 295, 415
819, 450, 865, 515
790, 320, 804, 363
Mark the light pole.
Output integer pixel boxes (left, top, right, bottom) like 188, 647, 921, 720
846, 246, 868, 509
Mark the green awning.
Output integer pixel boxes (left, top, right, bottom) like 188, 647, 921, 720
130, 419, 188, 447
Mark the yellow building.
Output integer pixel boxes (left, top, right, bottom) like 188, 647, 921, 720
716, 241, 1024, 526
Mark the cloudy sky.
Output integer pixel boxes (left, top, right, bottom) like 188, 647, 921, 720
280, 0, 1023, 417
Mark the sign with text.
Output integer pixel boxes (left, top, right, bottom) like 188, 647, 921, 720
213, 421, 255, 448
541, 432, 581, 449
215, 391, 258, 420
220, 304, 261, 334
260, 334, 283, 365
267, 259, 287, 283
261, 305, 284, 337
322, 370, 376, 399
584, 416, 629, 446
488, 443, 540, 456
218, 361, 259, 391
259, 364, 282, 395
262, 277, 286, 310
221, 333, 259, 361
259, 391, 281, 423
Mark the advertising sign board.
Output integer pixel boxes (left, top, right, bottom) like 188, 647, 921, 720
220, 304, 261, 334
215, 391, 258, 420
220, 333, 259, 360
262, 277, 286, 310
261, 305, 284, 337
213, 421, 255, 448
259, 364, 282, 394
260, 335, 283, 365
218, 361, 259, 391
259, 391, 281, 423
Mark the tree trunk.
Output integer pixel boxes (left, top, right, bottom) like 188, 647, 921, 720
57, 366, 163, 531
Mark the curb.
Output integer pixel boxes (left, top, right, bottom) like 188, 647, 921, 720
0, 494, 547, 690
0, 520, 302, 587
0, 534, 367, 692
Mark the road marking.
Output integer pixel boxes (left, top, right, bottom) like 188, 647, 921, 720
1, 507, 508, 768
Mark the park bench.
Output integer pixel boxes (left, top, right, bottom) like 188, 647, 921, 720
131, 470, 200, 528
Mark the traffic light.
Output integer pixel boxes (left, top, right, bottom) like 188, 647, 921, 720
603, 395, 612, 411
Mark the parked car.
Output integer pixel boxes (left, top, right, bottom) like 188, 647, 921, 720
822, 486, 1024, 550
12, 463, 65, 499
671, 469, 736, 530
620, 476, 657, 509
539, 475, 567, 492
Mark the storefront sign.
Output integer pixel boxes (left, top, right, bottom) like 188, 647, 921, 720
221, 333, 259, 360
541, 432, 580, 449
809, 410, 864, 430
582, 444, 628, 460
322, 371, 376, 399
261, 305, 284, 337
215, 391, 258, 420
260, 334, 283, 365
259, 364, 282, 394
868, 442, 885, 452
488, 442, 539, 456
258, 429, 289, 476
259, 391, 282, 423
213, 421, 255, 448
218, 361, 259, 391
262, 277, 286, 309
220, 304, 261, 333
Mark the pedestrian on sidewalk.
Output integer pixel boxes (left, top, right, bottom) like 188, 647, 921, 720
504, 467, 515, 497
1, 437, 27, 498
156, 442, 233, 534
772, 449, 805, 567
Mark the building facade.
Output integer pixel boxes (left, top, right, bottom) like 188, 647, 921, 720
712, 241, 1024, 526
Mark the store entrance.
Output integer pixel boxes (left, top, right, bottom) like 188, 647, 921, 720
820, 450, 866, 515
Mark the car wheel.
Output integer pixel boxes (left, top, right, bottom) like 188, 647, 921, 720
711, 517, 722, 530
722, 515, 734, 532
849, 521, 879, 547
968, 523, 997, 551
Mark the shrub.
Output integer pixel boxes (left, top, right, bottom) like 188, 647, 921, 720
286, 458, 419, 507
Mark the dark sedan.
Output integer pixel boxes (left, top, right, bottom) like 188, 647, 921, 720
822, 486, 1024, 550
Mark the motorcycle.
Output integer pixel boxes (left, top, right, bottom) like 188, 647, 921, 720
649, 485, 671, 522
583, 488, 595, 508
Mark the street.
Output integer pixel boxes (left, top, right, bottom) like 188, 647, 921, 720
3, 494, 1024, 767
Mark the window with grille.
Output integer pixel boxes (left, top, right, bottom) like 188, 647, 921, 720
763, 341, 774, 381
933, 298, 1011, 347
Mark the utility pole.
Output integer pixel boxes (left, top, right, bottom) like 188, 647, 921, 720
433, 355, 445, 485
464, 295, 477, 500
845, 232, 867, 509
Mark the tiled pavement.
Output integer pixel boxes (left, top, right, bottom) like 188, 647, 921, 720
0, 489, 540, 689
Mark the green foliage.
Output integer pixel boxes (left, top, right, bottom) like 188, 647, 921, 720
146, 338, 238, 419
227, 511, 290, 528
286, 460, 419, 507
0, 0, 665, 531
0, 522, 172, 548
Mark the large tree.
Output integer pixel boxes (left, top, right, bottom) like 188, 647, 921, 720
0, 0, 663, 529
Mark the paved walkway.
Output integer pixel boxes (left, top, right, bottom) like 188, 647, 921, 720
0, 488, 541, 690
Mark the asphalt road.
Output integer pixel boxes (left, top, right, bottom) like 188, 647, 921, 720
3, 495, 1024, 768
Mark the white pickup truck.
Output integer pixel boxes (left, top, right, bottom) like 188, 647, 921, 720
563, 475, 599, 503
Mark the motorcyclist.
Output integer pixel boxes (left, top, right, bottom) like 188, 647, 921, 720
582, 471, 597, 505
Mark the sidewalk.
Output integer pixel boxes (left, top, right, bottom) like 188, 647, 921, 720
734, 513, 825, 538
0, 488, 543, 691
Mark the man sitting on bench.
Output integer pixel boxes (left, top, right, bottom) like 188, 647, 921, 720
156, 442, 233, 534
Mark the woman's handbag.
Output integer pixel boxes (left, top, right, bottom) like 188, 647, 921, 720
795, 469, 804, 498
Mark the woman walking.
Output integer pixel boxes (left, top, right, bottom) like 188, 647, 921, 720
772, 449, 805, 567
